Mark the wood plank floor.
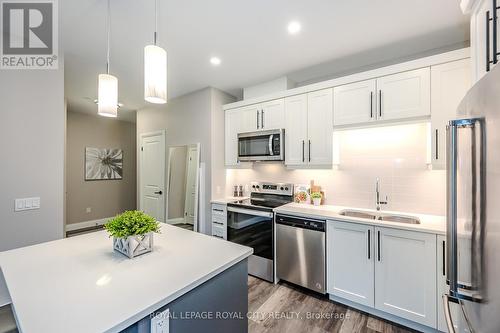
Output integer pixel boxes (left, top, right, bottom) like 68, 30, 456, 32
248, 276, 417, 333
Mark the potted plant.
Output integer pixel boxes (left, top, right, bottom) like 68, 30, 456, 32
311, 192, 322, 206
104, 210, 161, 258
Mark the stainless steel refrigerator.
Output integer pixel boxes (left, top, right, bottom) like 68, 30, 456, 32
444, 64, 500, 332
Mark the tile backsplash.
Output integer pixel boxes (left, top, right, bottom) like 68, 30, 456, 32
226, 122, 446, 216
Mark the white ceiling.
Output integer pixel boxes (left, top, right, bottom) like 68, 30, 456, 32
63, 0, 469, 122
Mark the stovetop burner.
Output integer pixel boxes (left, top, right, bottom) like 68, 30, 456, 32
228, 182, 294, 211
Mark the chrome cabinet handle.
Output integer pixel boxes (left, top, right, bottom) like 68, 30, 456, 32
154, 190, 163, 195
370, 91, 373, 118
308, 140, 311, 162
378, 90, 382, 118
377, 230, 381, 261
213, 221, 224, 226
487, 10, 491, 72
261, 109, 264, 129
367, 229, 371, 259
443, 295, 456, 333
256, 110, 260, 129
442, 240, 446, 276
493, 0, 498, 65
435, 129, 439, 160
302, 140, 305, 162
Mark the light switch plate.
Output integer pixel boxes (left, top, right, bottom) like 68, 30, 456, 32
14, 197, 40, 211
150, 309, 169, 333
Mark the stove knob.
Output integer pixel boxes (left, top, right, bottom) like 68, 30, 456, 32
280, 187, 284, 191
285, 187, 289, 191
256, 185, 260, 189
252, 185, 256, 189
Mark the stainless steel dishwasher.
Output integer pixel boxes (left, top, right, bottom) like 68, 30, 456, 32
275, 214, 326, 294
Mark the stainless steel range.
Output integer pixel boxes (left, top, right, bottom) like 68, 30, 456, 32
227, 182, 293, 282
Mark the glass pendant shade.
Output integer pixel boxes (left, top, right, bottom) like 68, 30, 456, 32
144, 44, 167, 104
97, 73, 118, 117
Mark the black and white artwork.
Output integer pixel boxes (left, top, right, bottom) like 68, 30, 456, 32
85, 147, 123, 180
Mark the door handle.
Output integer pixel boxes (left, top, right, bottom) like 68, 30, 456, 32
442, 295, 457, 333
268, 134, 274, 156
308, 140, 311, 162
378, 90, 382, 118
367, 229, 371, 259
154, 190, 163, 195
257, 110, 260, 129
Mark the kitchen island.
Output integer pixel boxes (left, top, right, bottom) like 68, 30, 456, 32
0, 224, 252, 333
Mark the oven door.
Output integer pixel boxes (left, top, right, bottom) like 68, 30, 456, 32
238, 129, 284, 161
227, 205, 274, 281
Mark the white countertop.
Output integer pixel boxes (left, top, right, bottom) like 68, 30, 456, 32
0, 224, 252, 333
211, 196, 249, 205
274, 203, 446, 234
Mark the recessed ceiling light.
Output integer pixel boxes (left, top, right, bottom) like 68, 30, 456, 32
210, 57, 221, 66
287, 21, 301, 35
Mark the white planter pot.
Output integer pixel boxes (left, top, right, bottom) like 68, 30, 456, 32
113, 232, 153, 258
312, 198, 321, 206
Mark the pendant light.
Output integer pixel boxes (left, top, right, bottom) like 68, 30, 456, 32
98, 0, 118, 117
144, 0, 167, 104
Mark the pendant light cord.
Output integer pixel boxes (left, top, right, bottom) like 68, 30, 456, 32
154, 0, 158, 45
106, 0, 111, 74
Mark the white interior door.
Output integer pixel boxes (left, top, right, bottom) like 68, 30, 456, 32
140, 131, 165, 222
184, 145, 199, 225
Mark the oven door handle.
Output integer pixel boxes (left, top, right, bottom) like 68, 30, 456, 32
227, 206, 273, 218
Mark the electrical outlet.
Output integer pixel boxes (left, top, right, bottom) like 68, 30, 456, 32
86, 207, 92, 213
150, 309, 169, 333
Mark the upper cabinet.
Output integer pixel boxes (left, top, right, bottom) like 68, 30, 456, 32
334, 79, 376, 126
284, 88, 333, 167
261, 99, 285, 130
376, 68, 430, 121
333, 68, 430, 126
430, 59, 471, 169
469, 0, 500, 82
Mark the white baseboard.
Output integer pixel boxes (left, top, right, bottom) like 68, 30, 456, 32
166, 217, 186, 225
65, 217, 112, 232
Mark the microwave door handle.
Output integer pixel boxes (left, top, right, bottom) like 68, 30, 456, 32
269, 134, 274, 156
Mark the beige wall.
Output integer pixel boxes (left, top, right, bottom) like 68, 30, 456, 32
227, 123, 446, 216
137, 87, 234, 233
66, 111, 137, 225
0, 64, 65, 251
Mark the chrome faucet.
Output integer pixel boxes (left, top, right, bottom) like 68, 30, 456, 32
375, 178, 388, 211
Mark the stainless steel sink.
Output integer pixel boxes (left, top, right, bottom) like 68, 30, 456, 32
378, 215, 420, 224
339, 209, 420, 224
339, 210, 377, 220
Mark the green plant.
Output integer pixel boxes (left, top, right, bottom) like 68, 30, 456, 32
104, 210, 160, 238
311, 192, 322, 199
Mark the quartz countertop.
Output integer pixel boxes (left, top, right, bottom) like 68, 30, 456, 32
274, 203, 446, 234
0, 224, 252, 333
211, 196, 249, 205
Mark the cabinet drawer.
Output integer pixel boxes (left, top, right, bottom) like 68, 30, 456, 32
212, 204, 226, 216
212, 218, 226, 228
212, 225, 227, 240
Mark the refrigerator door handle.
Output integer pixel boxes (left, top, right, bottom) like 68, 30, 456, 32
442, 294, 457, 333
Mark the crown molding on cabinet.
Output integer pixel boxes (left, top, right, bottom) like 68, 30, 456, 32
223, 48, 470, 111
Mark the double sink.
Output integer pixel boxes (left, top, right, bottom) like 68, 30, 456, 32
339, 209, 421, 224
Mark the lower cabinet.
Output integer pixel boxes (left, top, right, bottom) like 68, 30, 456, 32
327, 221, 374, 307
327, 220, 437, 328
211, 204, 227, 239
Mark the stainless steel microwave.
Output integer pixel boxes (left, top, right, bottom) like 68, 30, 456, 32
238, 129, 284, 162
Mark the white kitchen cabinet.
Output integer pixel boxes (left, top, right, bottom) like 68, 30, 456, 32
211, 204, 227, 239
307, 89, 333, 165
376, 68, 430, 121
327, 221, 375, 307
284, 94, 308, 165
238, 104, 260, 133
431, 59, 471, 169
260, 99, 285, 130
469, 0, 500, 82
375, 227, 437, 327
333, 79, 377, 126
284, 89, 333, 167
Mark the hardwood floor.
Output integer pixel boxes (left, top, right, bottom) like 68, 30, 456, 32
248, 276, 417, 333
